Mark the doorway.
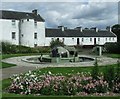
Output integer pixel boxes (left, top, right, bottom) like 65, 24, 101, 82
94, 38, 96, 45
77, 38, 79, 45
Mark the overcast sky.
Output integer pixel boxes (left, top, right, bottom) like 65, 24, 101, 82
1, 1, 119, 29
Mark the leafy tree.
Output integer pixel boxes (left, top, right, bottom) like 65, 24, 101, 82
50, 39, 64, 48
112, 24, 120, 42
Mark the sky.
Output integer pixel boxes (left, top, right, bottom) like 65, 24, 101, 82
1, 1, 119, 29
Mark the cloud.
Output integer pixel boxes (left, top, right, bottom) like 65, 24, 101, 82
1, 2, 118, 29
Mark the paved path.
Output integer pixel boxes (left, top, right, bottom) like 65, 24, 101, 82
1, 55, 118, 80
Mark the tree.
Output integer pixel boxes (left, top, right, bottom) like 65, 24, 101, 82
50, 39, 64, 48
112, 24, 120, 42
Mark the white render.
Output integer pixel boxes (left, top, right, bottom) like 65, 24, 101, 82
0, 19, 19, 45
20, 19, 45, 47
45, 37, 117, 46
0, 10, 117, 47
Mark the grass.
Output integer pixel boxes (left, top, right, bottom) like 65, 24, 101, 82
1, 53, 120, 98
33, 64, 118, 76
1, 62, 16, 68
1, 53, 44, 69
2, 64, 120, 99
1, 53, 43, 59
104, 53, 120, 58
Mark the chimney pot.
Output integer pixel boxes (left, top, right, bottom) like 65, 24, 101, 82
32, 9, 37, 15
58, 26, 64, 31
106, 26, 111, 32
75, 27, 82, 32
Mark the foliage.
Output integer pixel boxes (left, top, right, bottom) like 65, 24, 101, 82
103, 66, 115, 91
91, 58, 99, 80
2, 63, 120, 97
104, 42, 120, 54
112, 24, 120, 42
50, 39, 64, 48
8, 71, 109, 96
113, 60, 120, 93
1, 42, 50, 54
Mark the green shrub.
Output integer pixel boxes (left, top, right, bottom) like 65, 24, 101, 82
1, 42, 50, 54
91, 58, 99, 80
103, 66, 115, 91
50, 39, 64, 48
104, 42, 120, 54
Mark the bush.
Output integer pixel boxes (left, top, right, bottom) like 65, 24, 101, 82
50, 39, 64, 48
91, 58, 99, 80
103, 66, 115, 91
104, 42, 120, 54
1, 42, 50, 54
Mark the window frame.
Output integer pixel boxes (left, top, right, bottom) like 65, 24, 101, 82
34, 32, 37, 39
12, 32, 16, 39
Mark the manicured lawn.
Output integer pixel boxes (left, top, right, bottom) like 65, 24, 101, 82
2, 53, 43, 59
104, 53, 120, 58
1, 62, 16, 68
33, 64, 118, 76
1, 53, 43, 68
1, 95, 119, 99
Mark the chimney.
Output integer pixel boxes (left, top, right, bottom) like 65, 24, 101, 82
91, 27, 98, 32
32, 9, 37, 15
106, 26, 111, 32
58, 26, 64, 31
75, 27, 82, 32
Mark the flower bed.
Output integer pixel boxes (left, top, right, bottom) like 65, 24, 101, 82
8, 71, 120, 96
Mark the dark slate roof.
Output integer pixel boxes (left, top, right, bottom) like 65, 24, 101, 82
45, 28, 116, 37
0, 10, 45, 22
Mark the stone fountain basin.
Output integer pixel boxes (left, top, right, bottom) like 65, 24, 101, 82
21, 55, 95, 64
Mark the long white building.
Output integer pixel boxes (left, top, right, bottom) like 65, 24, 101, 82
0, 9, 117, 47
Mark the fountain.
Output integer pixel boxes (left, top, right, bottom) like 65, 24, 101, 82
24, 46, 95, 64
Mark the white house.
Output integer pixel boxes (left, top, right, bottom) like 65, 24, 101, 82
0, 9, 45, 47
0, 9, 117, 47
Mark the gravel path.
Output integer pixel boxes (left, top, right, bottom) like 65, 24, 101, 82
1, 55, 118, 80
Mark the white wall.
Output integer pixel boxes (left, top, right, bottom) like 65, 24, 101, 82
0, 19, 19, 45
45, 37, 117, 46
20, 19, 45, 47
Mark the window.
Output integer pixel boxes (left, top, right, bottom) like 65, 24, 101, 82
106, 38, 107, 41
57, 38, 59, 41
27, 19, 29, 21
34, 33, 37, 39
34, 44, 37, 47
34, 21, 37, 27
12, 20, 15, 25
62, 38, 64, 42
21, 20, 24, 23
82, 38, 84, 42
109, 38, 111, 41
12, 32, 16, 39
21, 34, 24, 37
98, 38, 100, 41
90, 38, 92, 42
51, 38, 54, 41
112, 37, 114, 41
